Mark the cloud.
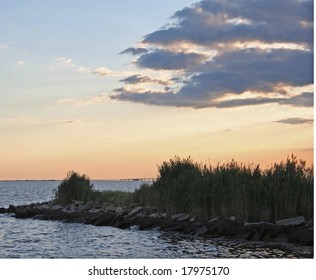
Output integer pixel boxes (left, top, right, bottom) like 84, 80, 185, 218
119, 74, 170, 86
55, 57, 132, 78
120, 47, 148, 56
15, 60, 26, 68
111, 90, 313, 109
114, 0, 313, 109
136, 49, 208, 70
0, 118, 81, 127
59, 94, 109, 107
143, 0, 313, 48
0, 43, 9, 50
93, 67, 113, 76
275, 117, 314, 125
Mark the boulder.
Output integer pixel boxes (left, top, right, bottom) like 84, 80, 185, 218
208, 216, 220, 223
126, 206, 143, 219
77, 204, 91, 212
52, 205, 63, 211
178, 214, 190, 222
72, 200, 84, 206
195, 225, 208, 236
105, 205, 116, 213
115, 207, 124, 215
276, 216, 305, 226
171, 213, 187, 220
0, 207, 8, 214
93, 212, 115, 226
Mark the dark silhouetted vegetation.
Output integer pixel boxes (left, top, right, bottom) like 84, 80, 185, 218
133, 155, 313, 222
54, 156, 313, 223
53, 171, 95, 205
53, 171, 133, 206
92, 190, 133, 205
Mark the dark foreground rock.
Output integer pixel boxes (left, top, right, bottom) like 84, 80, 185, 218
1, 201, 313, 247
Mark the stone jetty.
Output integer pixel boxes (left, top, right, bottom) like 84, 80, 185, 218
0, 201, 313, 247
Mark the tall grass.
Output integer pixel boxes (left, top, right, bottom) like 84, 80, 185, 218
133, 155, 313, 222
53, 171, 95, 205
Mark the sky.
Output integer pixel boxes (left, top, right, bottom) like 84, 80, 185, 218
0, 0, 313, 180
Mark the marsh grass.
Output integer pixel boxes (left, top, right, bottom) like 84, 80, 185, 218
54, 156, 313, 223
53, 171, 95, 205
134, 155, 313, 222
92, 190, 133, 206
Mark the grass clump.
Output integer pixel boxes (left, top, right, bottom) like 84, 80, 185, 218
53, 171, 94, 206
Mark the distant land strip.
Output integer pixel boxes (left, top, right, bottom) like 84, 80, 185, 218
0, 178, 156, 182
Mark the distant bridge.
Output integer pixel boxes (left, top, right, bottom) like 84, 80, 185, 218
95, 178, 156, 182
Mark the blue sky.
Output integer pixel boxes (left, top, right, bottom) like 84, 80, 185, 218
0, 0, 313, 179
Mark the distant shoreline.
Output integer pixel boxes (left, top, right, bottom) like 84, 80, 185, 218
0, 178, 155, 182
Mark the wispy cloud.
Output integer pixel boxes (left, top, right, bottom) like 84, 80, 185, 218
0, 43, 9, 50
55, 57, 90, 73
0, 118, 81, 127
58, 93, 109, 107
275, 117, 313, 125
113, 0, 313, 109
55, 57, 132, 78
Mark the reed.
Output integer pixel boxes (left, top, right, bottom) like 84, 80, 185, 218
134, 155, 313, 222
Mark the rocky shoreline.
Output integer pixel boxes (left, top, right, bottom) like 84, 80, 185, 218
0, 201, 313, 247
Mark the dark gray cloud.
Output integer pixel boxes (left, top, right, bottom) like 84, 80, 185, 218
144, 0, 313, 47
280, 92, 313, 107
115, 0, 313, 109
120, 47, 148, 56
119, 74, 169, 85
111, 91, 313, 109
137, 49, 207, 70
275, 117, 314, 125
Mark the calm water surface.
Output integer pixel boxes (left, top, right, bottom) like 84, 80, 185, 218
0, 181, 312, 258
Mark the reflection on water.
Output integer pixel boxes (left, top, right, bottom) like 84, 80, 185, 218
159, 232, 313, 259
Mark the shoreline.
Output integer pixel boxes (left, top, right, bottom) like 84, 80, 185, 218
1, 200, 313, 251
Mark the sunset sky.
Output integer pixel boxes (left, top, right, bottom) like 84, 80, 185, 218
0, 0, 313, 180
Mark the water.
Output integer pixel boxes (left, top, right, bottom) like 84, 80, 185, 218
0, 181, 312, 258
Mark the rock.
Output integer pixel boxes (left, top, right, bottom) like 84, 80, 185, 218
77, 204, 91, 212
208, 216, 220, 223
52, 205, 63, 211
115, 207, 124, 215
276, 216, 305, 226
15, 207, 40, 218
93, 212, 115, 226
143, 206, 157, 215
126, 206, 143, 219
92, 202, 102, 209
171, 213, 187, 220
195, 225, 208, 236
0, 207, 8, 214
69, 204, 76, 212
72, 200, 84, 206
229, 216, 237, 222
88, 209, 100, 214
105, 205, 116, 213
178, 214, 190, 222
149, 213, 159, 218
244, 221, 275, 226
138, 216, 164, 230
288, 228, 313, 246
8, 204, 17, 213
